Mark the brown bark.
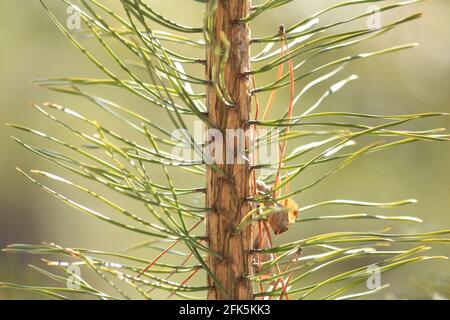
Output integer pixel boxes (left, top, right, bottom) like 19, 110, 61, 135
205, 0, 255, 300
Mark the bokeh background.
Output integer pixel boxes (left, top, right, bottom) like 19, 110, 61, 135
0, 0, 448, 299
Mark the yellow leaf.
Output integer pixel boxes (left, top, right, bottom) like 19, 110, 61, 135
283, 198, 298, 224
268, 198, 298, 235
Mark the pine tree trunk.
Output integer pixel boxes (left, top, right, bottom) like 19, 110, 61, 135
205, 0, 255, 300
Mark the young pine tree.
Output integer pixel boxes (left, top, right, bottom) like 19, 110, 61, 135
1, 0, 449, 300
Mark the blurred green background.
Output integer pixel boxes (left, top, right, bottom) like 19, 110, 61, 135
0, 0, 448, 299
